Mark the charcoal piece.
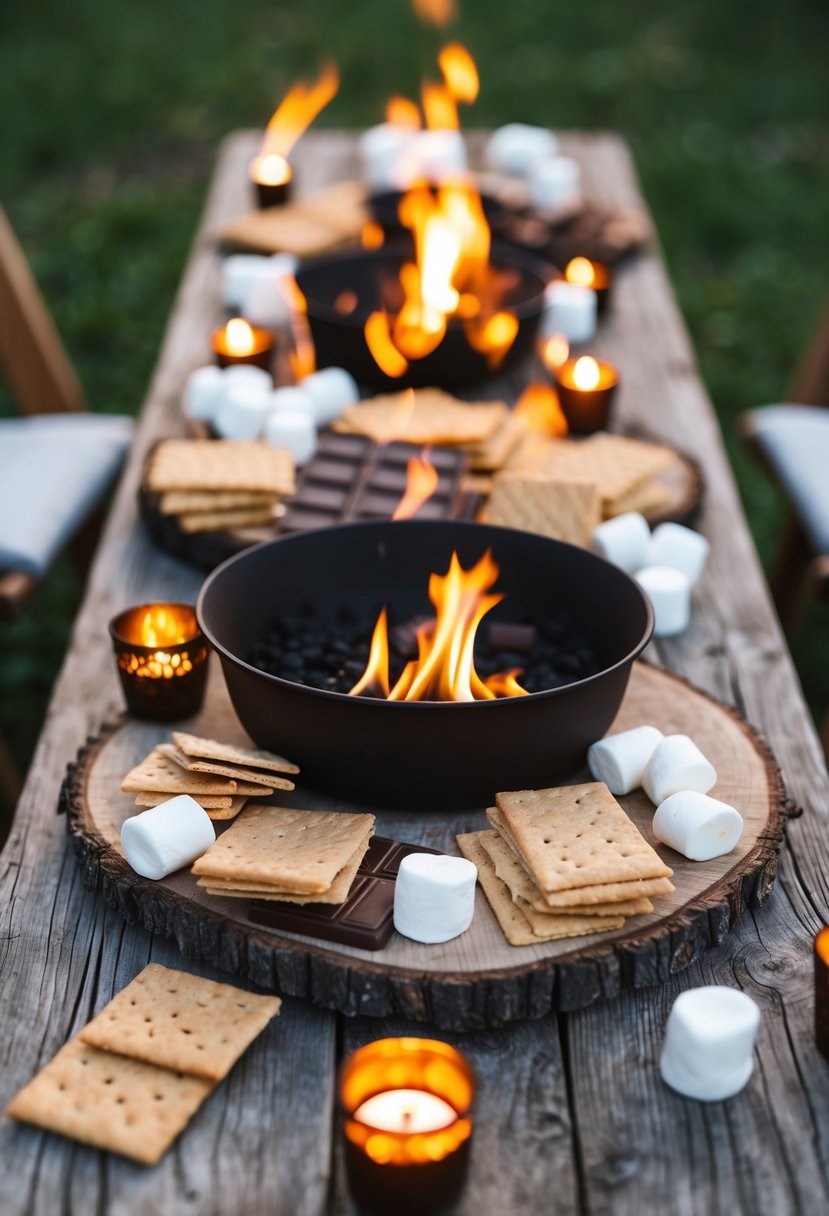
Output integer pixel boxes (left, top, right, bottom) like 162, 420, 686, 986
247, 837, 442, 951
486, 622, 538, 654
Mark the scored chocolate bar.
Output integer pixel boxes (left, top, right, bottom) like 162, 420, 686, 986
247, 836, 441, 950
279, 433, 478, 533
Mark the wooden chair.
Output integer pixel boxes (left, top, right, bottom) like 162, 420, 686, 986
0, 204, 132, 806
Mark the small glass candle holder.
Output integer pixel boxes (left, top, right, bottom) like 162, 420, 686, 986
249, 153, 293, 208
564, 256, 613, 313
109, 603, 209, 722
211, 317, 275, 371
815, 928, 829, 1060
340, 1037, 475, 1216
555, 354, 619, 435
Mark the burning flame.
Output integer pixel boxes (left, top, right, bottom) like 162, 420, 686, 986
140, 609, 189, 649
438, 44, 479, 104
564, 257, 597, 289
224, 317, 257, 357
365, 311, 410, 378
255, 63, 339, 170
386, 96, 421, 129
361, 221, 385, 250
411, 0, 457, 27
515, 382, 569, 439
421, 80, 459, 132
538, 332, 570, 373
464, 311, 519, 369
572, 356, 601, 391
348, 550, 528, 702
392, 448, 439, 520
282, 276, 317, 381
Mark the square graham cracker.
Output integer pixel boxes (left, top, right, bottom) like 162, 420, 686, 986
191, 805, 375, 893
524, 434, 675, 511
494, 782, 673, 894
456, 832, 624, 946
163, 743, 291, 792
5, 1037, 214, 1165
147, 440, 294, 496
122, 747, 238, 796
196, 830, 371, 904
485, 471, 600, 547
78, 964, 281, 1083
335, 389, 507, 446
172, 732, 300, 776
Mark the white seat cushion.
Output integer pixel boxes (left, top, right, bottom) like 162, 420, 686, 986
0, 413, 133, 577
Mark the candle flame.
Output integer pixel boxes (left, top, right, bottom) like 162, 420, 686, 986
564, 257, 596, 288
572, 355, 601, 391
225, 318, 257, 357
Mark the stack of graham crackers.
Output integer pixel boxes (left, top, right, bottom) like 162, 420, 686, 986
145, 439, 295, 534
484, 433, 677, 547
122, 732, 300, 822
457, 781, 674, 947
332, 387, 528, 473
5, 964, 280, 1164
193, 805, 375, 904
218, 180, 370, 257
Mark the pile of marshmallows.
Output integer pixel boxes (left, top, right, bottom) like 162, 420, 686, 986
593, 513, 710, 638
183, 252, 358, 465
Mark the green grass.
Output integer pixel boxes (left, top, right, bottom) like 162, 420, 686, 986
1, 0, 828, 825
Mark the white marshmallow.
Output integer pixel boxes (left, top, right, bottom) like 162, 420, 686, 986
263, 409, 317, 464
222, 254, 299, 318
592, 512, 652, 574
120, 795, 215, 881
540, 280, 597, 344
587, 725, 665, 796
222, 255, 268, 311
393, 853, 477, 944
529, 156, 582, 214
643, 734, 717, 805
269, 385, 316, 418
635, 565, 691, 637
653, 791, 743, 862
649, 522, 710, 587
215, 381, 273, 441
221, 364, 273, 392
244, 276, 292, 331
359, 124, 420, 191
660, 986, 760, 1101
486, 123, 559, 177
408, 129, 468, 183
183, 365, 225, 424
300, 367, 360, 427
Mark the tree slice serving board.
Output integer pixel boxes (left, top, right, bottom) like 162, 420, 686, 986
63, 661, 790, 1031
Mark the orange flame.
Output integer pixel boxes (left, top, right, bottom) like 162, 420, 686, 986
421, 80, 459, 131
349, 551, 528, 701
438, 44, 479, 104
573, 355, 601, 390
257, 63, 339, 163
538, 333, 570, 373
282, 276, 316, 381
564, 257, 596, 288
349, 608, 390, 698
361, 221, 385, 250
464, 311, 519, 369
223, 318, 257, 357
392, 448, 440, 519
412, 0, 457, 26
515, 382, 569, 438
140, 608, 189, 649
365, 311, 410, 378
386, 96, 421, 129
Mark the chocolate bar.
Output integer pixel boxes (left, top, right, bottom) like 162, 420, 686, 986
278, 433, 478, 533
247, 836, 441, 950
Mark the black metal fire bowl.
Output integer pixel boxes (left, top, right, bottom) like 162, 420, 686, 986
295, 243, 550, 391
197, 520, 653, 811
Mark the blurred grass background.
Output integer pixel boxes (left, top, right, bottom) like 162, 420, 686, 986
1, 0, 827, 825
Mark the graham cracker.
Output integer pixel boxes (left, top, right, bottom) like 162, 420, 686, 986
334, 389, 508, 446
524, 434, 675, 510
160, 490, 276, 515
122, 747, 238, 795
5, 1037, 214, 1165
494, 782, 673, 894
172, 732, 300, 776
218, 207, 354, 259
78, 964, 281, 1084
603, 477, 672, 518
196, 831, 371, 905
163, 743, 291, 791
178, 507, 279, 534
154, 743, 275, 795
485, 472, 600, 547
478, 828, 653, 916
135, 791, 234, 811
147, 440, 295, 496
456, 832, 625, 946
464, 411, 529, 472
191, 805, 375, 893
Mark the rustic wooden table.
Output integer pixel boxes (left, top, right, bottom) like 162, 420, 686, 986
2, 131, 829, 1215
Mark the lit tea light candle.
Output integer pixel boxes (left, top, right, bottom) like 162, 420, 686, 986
554, 354, 619, 434
564, 256, 612, 313
249, 152, 293, 208
109, 603, 209, 722
815, 928, 829, 1061
340, 1038, 474, 1216
211, 317, 275, 372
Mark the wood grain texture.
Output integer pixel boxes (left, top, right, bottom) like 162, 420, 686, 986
1, 129, 828, 1213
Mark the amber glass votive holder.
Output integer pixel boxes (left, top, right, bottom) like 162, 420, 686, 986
555, 355, 619, 435
815, 928, 829, 1060
339, 1038, 475, 1216
211, 317, 275, 372
109, 603, 209, 722
249, 153, 293, 208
